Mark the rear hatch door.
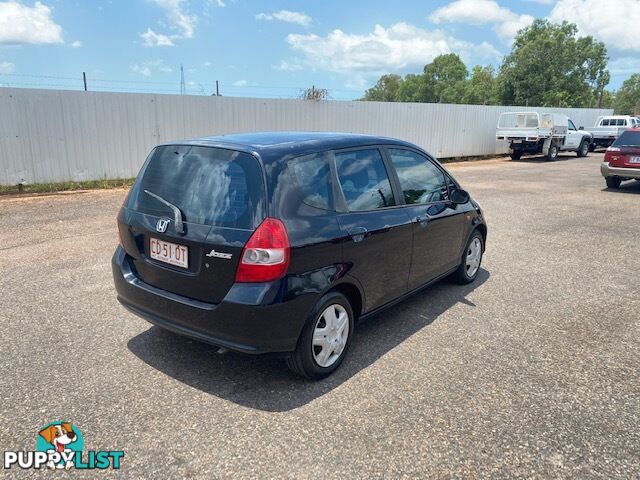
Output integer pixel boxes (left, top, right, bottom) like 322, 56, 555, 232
610, 130, 640, 168
120, 144, 265, 304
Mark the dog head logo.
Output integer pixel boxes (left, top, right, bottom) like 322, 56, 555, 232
36, 422, 84, 469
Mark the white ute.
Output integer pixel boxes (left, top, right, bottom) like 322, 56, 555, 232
584, 115, 640, 150
496, 112, 593, 161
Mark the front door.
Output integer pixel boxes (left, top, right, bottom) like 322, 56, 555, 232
384, 148, 466, 290
333, 147, 413, 311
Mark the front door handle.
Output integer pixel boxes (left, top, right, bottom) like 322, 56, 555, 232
347, 227, 368, 242
416, 214, 430, 225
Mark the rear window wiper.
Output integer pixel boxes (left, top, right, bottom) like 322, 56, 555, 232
144, 190, 185, 234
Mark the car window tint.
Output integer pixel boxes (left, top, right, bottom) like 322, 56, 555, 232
613, 130, 640, 147
291, 152, 333, 210
128, 145, 264, 229
602, 119, 609, 126
568, 120, 576, 130
388, 149, 447, 205
335, 149, 395, 211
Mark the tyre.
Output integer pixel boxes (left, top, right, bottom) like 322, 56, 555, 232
286, 292, 354, 380
510, 150, 522, 160
577, 140, 589, 157
546, 144, 559, 161
452, 230, 484, 285
606, 177, 621, 189
589, 143, 596, 152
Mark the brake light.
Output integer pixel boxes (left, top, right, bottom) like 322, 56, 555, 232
235, 218, 290, 283
607, 146, 621, 152
117, 217, 124, 247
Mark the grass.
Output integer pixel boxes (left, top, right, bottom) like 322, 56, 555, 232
0, 178, 135, 196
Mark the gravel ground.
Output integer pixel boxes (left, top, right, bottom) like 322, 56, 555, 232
1, 152, 638, 479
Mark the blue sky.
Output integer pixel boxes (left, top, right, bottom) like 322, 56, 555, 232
0, 0, 638, 100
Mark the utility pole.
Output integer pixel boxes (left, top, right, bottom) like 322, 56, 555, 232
180, 64, 186, 95
216, 80, 219, 96
82, 72, 87, 91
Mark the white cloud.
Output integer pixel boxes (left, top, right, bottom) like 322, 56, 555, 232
70, 40, 82, 48
610, 57, 640, 76
131, 59, 173, 77
0, 1, 63, 45
0, 61, 14, 73
273, 59, 304, 71
429, 0, 534, 43
548, 0, 640, 52
140, 28, 175, 47
141, 0, 196, 46
256, 10, 311, 27
232, 79, 248, 86
285, 22, 501, 73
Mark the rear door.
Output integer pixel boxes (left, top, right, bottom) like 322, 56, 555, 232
119, 145, 265, 304
333, 147, 413, 311
384, 148, 466, 290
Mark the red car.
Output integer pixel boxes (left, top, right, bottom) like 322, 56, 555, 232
601, 128, 640, 188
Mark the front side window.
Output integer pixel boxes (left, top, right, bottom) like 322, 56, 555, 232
335, 148, 395, 211
388, 149, 448, 205
568, 120, 577, 131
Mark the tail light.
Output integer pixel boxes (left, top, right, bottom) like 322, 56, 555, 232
235, 218, 290, 283
117, 191, 130, 247
607, 146, 621, 152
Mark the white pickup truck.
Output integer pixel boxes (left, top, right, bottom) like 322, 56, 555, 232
585, 115, 640, 150
496, 112, 593, 161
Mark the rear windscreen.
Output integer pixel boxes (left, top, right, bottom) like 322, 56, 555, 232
613, 131, 640, 147
127, 145, 264, 229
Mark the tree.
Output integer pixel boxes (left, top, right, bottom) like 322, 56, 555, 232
362, 74, 402, 101
615, 74, 640, 114
397, 74, 424, 102
423, 53, 468, 103
462, 65, 498, 105
498, 20, 609, 107
300, 85, 329, 101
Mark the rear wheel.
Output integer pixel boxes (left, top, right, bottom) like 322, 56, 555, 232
510, 150, 522, 160
577, 140, 589, 157
606, 177, 621, 189
452, 231, 484, 284
546, 144, 559, 161
286, 292, 354, 380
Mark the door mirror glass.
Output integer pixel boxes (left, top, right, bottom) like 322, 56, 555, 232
450, 189, 470, 204
579, 126, 584, 130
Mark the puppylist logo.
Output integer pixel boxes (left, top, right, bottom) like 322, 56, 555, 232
3, 421, 124, 470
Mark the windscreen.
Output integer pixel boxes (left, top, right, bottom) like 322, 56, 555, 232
613, 130, 640, 147
127, 145, 264, 229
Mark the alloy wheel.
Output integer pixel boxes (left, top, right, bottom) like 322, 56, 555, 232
466, 237, 482, 278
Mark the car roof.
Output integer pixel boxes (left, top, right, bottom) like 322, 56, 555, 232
161, 131, 420, 161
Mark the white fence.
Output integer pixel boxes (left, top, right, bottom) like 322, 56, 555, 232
0, 87, 612, 185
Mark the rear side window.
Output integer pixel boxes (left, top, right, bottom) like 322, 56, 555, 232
618, 119, 627, 126
387, 149, 448, 204
335, 149, 395, 211
601, 119, 610, 126
128, 145, 264, 229
613, 130, 640, 147
290, 152, 333, 210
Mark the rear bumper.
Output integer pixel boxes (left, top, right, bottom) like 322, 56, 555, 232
601, 162, 640, 179
112, 247, 313, 355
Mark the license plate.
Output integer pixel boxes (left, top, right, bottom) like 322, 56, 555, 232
150, 237, 188, 268
630, 156, 640, 164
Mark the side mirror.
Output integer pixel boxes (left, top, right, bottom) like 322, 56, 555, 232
450, 188, 470, 205
579, 126, 584, 130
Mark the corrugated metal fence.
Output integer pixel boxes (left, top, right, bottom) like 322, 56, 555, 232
0, 87, 612, 185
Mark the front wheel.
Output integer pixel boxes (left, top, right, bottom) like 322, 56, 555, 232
452, 231, 484, 284
286, 292, 354, 380
577, 140, 589, 157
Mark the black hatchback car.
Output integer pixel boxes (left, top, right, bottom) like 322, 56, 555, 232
113, 132, 487, 379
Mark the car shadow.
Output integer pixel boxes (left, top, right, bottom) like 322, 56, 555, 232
509, 154, 580, 163
602, 180, 640, 194
127, 269, 490, 412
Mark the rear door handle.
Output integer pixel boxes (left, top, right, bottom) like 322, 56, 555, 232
347, 227, 368, 242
